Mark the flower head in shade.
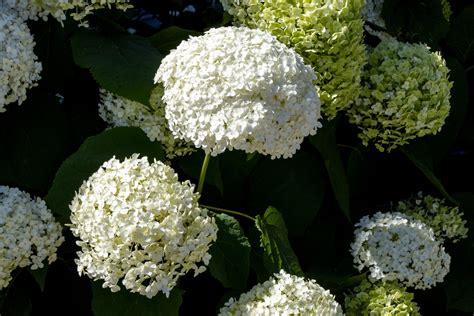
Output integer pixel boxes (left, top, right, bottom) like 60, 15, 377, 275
220, 0, 366, 119
219, 270, 343, 316
396, 192, 468, 243
98, 87, 195, 159
0, 186, 64, 289
154, 26, 321, 159
350, 212, 450, 289
344, 279, 420, 316
0, 9, 42, 112
1, 0, 132, 25
69, 155, 218, 298
348, 39, 452, 152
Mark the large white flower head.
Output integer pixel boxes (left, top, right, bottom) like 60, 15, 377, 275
396, 192, 468, 243
219, 0, 367, 119
154, 26, 322, 159
0, 186, 64, 289
1, 0, 132, 25
98, 87, 195, 159
344, 279, 420, 316
348, 39, 452, 152
0, 9, 42, 113
350, 212, 451, 290
219, 270, 343, 316
69, 155, 218, 298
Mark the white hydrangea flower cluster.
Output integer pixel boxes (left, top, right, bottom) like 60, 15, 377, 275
0, 186, 64, 289
0, 0, 132, 25
0, 9, 42, 112
348, 39, 452, 152
69, 155, 218, 298
396, 192, 469, 243
361, 0, 393, 40
219, 270, 343, 316
154, 26, 322, 159
350, 212, 451, 290
98, 88, 195, 159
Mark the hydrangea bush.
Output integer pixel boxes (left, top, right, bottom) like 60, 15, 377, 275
0, 1, 472, 315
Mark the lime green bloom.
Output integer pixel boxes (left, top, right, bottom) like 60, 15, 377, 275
441, 0, 452, 22
348, 39, 452, 152
397, 192, 468, 243
344, 279, 420, 316
220, 0, 367, 119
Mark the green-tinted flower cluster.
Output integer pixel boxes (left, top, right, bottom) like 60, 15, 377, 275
220, 0, 367, 119
441, 0, 452, 22
348, 39, 452, 152
344, 279, 420, 316
397, 193, 468, 243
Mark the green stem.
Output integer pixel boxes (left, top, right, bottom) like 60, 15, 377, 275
197, 153, 211, 195
201, 204, 256, 221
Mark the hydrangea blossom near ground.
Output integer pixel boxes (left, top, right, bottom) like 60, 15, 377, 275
0, 186, 64, 289
219, 270, 343, 316
69, 155, 218, 298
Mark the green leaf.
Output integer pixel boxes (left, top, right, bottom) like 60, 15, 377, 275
209, 213, 251, 289
45, 127, 164, 223
149, 26, 201, 55
444, 192, 474, 313
401, 147, 458, 205
382, 0, 449, 48
71, 29, 162, 104
176, 151, 224, 196
91, 282, 182, 316
255, 207, 303, 276
446, 5, 474, 64
249, 152, 326, 236
309, 118, 351, 221
29, 266, 48, 292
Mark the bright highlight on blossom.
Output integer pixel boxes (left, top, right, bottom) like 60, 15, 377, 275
98, 88, 194, 159
0, 9, 42, 113
0, 186, 64, 289
348, 39, 452, 152
154, 26, 321, 159
344, 279, 420, 316
1, 0, 132, 25
396, 192, 468, 243
350, 212, 451, 290
219, 270, 343, 316
219, 0, 366, 119
69, 155, 218, 298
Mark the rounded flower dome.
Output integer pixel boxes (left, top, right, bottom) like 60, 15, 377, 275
348, 39, 452, 152
98, 88, 194, 159
219, 270, 343, 315
0, 9, 42, 112
344, 279, 420, 316
350, 212, 451, 290
396, 192, 468, 243
69, 155, 218, 298
220, 0, 367, 119
154, 26, 322, 159
0, 186, 64, 289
